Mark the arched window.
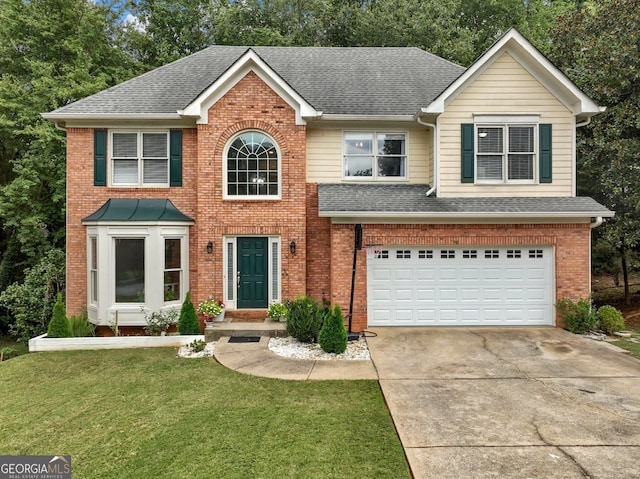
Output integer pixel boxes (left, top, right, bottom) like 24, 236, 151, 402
226, 131, 280, 197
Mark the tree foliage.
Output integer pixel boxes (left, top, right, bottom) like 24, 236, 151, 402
178, 292, 200, 334
0, 248, 65, 342
549, 0, 640, 303
48, 292, 72, 338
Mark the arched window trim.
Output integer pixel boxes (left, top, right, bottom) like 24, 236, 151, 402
223, 130, 282, 200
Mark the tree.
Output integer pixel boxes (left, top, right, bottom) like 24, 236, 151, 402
48, 292, 72, 338
318, 305, 347, 354
549, 0, 640, 304
178, 292, 200, 334
0, 0, 136, 333
0, 249, 65, 342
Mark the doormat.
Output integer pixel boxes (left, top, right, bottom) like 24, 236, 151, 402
228, 336, 261, 343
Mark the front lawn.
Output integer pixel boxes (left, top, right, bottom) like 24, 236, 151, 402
0, 348, 409, 478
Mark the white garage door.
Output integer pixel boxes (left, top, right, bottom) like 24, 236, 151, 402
367, 246, 554, 326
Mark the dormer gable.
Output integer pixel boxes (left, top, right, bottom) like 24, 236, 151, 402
178, 48, 321, 126
422, 29, 603, 123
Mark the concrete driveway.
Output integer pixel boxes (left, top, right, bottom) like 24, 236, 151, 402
366, 328, 640, 479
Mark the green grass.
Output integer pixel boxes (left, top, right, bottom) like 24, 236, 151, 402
0, 335, 28, 361
0, 348, 409, 478
610, 325, 640, 360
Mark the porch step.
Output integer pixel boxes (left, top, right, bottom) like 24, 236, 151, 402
204, 320, 286, 342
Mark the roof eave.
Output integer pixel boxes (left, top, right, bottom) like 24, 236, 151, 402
41, 112, 184, 121
318, 211, 615, 219
179, 48, 321, 126
315, 114, 416, 122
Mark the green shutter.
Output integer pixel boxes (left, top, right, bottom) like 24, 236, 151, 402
539, 124, 552, 183
93, 130, 107, 186
461, 124, 474, 183
170, 130, 182, 187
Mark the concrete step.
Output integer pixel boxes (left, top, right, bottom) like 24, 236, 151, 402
204, 320, 286, 342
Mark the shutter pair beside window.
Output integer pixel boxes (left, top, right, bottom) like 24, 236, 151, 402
93, 130, 182, 186
460, 124, 552, 183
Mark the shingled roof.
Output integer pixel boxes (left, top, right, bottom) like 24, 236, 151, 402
47, 46, 465, 117
318, 184, 615, 218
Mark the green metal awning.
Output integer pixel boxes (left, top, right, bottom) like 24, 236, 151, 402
82, 199, 194, 223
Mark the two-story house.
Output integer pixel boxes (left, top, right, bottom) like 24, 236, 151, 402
44, 29, 612, 332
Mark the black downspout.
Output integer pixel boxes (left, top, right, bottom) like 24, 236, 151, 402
347, 224, 362, 340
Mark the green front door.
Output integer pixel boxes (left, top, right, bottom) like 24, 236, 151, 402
237, 237, 268, 309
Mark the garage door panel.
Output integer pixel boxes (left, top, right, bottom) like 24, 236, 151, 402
368, 246, 553, 326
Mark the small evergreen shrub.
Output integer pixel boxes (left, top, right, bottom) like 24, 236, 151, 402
318, 305, 348, 354
69, 311, 96, 337
47, 293, 72, 338
557, 297, 598, 334
285, 295, 324, 343
178, 292, 200, 334
597, 305, 625, 334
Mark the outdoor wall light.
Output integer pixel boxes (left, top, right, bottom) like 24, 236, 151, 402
290, 240, 297, 254
206, 241, 213, 254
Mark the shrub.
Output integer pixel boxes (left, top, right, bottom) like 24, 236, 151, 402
69, 310, 96, 337
189, 339, 206, 353
556, 297, 598, 334
267, 302, 288, 321
144, 309, 179, 335
178, 292, 200, 334
285, 295, 324, 343
0, 248, 65, 342
597, 305, 625, 334
47, 292, 72, 338
318, 305, 348, 354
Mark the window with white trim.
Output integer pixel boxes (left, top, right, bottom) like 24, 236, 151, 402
164, 239, 182, 302
111, 131, 169, 186
344, 132, 406, 180
476, 124, 536, 183
115, 238, 145, 303
226, 131, 280, 198
89, 236, 98, 305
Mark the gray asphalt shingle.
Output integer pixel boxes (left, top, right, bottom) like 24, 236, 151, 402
317, 184, 614, 216
48, 46, 465, 117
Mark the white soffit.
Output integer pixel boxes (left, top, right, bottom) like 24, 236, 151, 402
423, 29, 602, 118
178, 49, 321, 125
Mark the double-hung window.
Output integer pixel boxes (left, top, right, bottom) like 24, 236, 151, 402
476, 124, 536, 183
344, 132, 407, 180
111, 131, 169, 186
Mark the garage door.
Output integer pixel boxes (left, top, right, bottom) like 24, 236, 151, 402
367, 246, 554, 326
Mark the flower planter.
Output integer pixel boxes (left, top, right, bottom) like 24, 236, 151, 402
28, 333, 204, 352
204, 321, 215, 329
215, 308, 226, 322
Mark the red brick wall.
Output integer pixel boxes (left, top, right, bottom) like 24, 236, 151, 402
66, 71, 308, 315
192, 71, 307, 304
305, 184, 332, 302
65, 128, 198, 317
327, 223, 591, 331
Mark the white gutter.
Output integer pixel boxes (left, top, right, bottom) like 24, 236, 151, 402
41, 113, 184, 121
319, 210, 615, 219
316, 114, 415, 122
590, 216, 604, 229
416, 116, 438, 197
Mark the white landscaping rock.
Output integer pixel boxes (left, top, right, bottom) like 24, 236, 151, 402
268, 336, 370, 361
177, 342, 215, 358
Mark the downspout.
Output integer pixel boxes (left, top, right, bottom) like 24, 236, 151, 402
417, 116, 438, 197
590, 216, 603, 229
576, 117, 591, 128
